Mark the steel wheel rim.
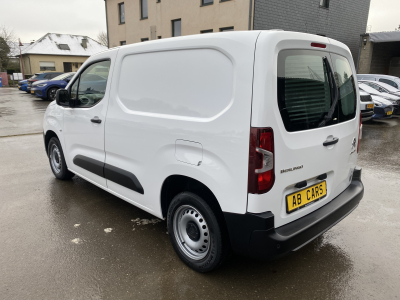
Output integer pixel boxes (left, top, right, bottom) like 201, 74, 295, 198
173, 205, 211, 260
50, 144, 61, 174
49, 88, 57, 101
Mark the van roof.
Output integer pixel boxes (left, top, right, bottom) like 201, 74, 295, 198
91, 30, 348, 58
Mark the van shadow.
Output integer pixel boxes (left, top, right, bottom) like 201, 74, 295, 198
46, 176, 354, 299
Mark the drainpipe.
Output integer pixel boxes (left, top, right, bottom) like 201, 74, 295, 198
28, 56, 31, 76
19, 39, 25, 79
248, 0, 253, 30
104, 0, 110, 48
356, 34, 363, 72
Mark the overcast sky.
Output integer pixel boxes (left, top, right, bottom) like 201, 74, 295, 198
0, 0, 107, 42
0, 0, 398, 42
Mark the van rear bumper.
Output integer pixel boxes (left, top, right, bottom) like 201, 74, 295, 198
223, 168, 364, 260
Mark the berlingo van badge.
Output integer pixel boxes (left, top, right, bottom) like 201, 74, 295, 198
280, 165, 303, 174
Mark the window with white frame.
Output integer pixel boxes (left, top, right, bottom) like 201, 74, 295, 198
40, 62, 56, 71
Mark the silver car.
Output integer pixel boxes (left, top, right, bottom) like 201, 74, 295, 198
357, 74, 400, 89
358, 82, 400, 114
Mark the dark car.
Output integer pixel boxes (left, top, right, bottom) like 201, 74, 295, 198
371, 95, 396, 120
27, 72, 64, 94
31, 72, 75, 101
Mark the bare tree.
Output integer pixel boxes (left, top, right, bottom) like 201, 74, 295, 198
0, 25, 16, 70
0, 25, 16, 43
97, 31, 108, 48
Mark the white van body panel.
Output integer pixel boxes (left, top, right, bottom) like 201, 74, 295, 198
43, 101, 65, 146
249, 31, 360, 227
61, 49, 119, 188
104, 32, 260, 217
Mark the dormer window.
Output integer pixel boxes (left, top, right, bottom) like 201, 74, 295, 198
58, 44, 70, 50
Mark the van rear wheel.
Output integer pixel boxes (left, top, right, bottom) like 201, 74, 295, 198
167, 192, 227, 272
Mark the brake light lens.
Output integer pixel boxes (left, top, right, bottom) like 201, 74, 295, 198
311, 42, 327, 49
248, 128, 275, 194
357, 113, 362, 153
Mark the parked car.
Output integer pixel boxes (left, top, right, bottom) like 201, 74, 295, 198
359, 91, 374, 122
31, 72, 75, 101
371, 95, 395, 120
359, 80, 400, 97
43, 31, 364, 272
27, 72, 64, 94
357, 74, 400, 89
18, 79, 28, 92
358, 82, 400, 114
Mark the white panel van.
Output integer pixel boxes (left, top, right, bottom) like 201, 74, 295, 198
43, 31, 364, 272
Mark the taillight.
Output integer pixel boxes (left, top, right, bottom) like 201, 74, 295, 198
357, 113, 362, 153
248, 127, 275, 194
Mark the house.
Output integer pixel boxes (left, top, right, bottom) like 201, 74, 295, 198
20, 33, 108, 77
358, 31, 400, 76
104, 0, 371, 62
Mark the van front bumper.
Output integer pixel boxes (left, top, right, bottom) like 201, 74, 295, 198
223, 168, 364, 260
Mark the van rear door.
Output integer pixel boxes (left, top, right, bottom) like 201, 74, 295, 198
248, 32, 360, 228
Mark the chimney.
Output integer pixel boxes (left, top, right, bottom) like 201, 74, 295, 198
81, 38, 88, 49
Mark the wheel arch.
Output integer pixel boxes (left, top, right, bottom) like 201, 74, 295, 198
44, 130, 59, 155
160, 175, 226, 222
45, 85, 60, 99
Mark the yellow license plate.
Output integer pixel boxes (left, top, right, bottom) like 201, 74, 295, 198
387, 111, 393, 115
367, 104, 374, 109
286, 181, 327, 213
31, 90, 34, 94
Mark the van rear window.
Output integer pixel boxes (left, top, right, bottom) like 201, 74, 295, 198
277, 50, 356, 132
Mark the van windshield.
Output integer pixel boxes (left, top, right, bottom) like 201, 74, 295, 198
277, 50, 356, 132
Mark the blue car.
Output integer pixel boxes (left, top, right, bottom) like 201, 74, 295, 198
18, 80, 28, 92
27, 72, 64, 94
31, 72, 75, 101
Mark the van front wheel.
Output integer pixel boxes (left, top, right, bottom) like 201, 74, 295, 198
167, 192, 227, 272
47, 137, 74, 180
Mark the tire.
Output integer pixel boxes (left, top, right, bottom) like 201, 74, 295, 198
47, 137, 74, 180
47, 87, 58, 101
167, 192, 228, 272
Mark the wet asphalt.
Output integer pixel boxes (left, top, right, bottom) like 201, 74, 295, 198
0, 88, 399, 299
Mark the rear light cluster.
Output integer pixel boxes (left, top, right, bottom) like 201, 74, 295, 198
248, 127, 275, 194
357, 114, 362, 153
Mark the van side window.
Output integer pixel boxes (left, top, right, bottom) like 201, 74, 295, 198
277, 50, 333, 132
70, 60, 111, 108
379, 78, 398, 88
330, 54, 356, 122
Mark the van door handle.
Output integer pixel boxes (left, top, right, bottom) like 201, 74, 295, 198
91, 116, 102, 124
323, 137, 339, 146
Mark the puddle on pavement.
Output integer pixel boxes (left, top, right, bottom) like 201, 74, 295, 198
0, 107, 16, 117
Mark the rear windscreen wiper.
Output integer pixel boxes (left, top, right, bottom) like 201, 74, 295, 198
318, 57, 339, 128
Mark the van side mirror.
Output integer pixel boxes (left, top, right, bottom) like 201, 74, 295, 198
64, 78, 71, 82
56, 89, 71, 106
